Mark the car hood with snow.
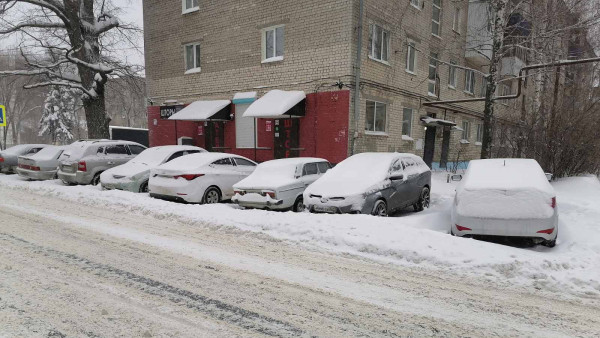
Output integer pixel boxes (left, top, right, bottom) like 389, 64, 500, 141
234, 157, 325, 190
455, 159, 556, 219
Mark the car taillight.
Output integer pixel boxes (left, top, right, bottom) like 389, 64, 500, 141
234, 189, 245, 196
78, 161, 87, 172
262, 191, 276, 198
456, 224, 472, 231
0, 157, 4, 162
551, 197, 556, 209
174, 174, 204, 181
537, 228, 555, 234
31, 166, 40, 171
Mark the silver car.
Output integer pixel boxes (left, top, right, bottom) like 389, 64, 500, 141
100, 145, 205, 193
304, 153, 432, 216
232, 158, 332, 212
450, 159, 558, 247
57, 140, 147, 185
16, 145, 69, 180
0, 144, 48, 174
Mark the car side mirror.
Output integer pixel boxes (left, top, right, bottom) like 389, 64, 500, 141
451, 174, 463, 182
389, 174, 404, 181
545, 173, 553, 182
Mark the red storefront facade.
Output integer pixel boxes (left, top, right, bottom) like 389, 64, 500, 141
147, 90, 350, 164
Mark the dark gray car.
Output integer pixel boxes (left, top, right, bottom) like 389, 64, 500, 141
0, 144, 48, 174
304, 153, 432, 216
57, 140, 147, 185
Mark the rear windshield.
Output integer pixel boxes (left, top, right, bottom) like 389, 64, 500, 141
2, 144, 29, 154
59, 142, 91, 160
30, 146, 61, 160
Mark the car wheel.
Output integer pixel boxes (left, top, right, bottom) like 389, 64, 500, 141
139, 180, 149, 193
203, 187, 221, 204
293, 197, 305, 212
371, 199, 388, 217
414, 187, 431, 212
91, 173, 101, 186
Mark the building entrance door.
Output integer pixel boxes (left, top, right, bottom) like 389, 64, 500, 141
423, 126, 437, 168
205, 121, 225, 152
274, 118, 299, 159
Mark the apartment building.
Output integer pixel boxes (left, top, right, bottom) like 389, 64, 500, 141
142, 0, 522, 166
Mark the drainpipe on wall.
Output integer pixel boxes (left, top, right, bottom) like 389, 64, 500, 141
351, 0, 364, 156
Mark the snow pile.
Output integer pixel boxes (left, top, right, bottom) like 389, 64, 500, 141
243, 90, 305, 118
235, 158, 324, 190
1, 173, 599, 300
456, 159, 555, 219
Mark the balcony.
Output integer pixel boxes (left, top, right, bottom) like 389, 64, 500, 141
465, 1, 492, 66
500, 46, 527, 77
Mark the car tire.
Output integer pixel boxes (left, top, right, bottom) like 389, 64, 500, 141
139, 180, 149, 193
202, 186, 221, 204
371, 199, 388, 217
91, 173, 101, 186
543, 239, 556, 248
293, 197, 305, 212
414, 187, 431, 212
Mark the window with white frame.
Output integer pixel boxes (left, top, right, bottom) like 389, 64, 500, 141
410, 0, 421, 10
428, 52, 438, 96
462, 121, 471, 140
184, 43, 201, 73
402, 108, 413, 137
452, 7, 461, 32
182, 0, 199, 14
465, 69, 475, 94
448, 60, 457, 88
365, 100, 387, 133
262, 25, 284, 62
476, 123, 483, 143
369, 24, 390, 63
406, 40, 417, 73
432, 0, 442, 37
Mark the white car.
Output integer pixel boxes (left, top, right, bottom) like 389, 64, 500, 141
451, 159, 558, 247
100, 145, 205, 193
16, 145, 68, 180
149, 153, 257, 204
232, 158, 332, 212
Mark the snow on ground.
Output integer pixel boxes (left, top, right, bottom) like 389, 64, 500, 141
1, 172, 599, 299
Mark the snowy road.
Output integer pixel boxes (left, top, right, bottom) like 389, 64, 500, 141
1, 183, 600, 336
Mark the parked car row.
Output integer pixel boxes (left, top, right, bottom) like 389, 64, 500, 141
1, 141, 558, 247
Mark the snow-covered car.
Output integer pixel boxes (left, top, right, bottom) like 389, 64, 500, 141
232, 158, 332, 212
304, 153, 432, 216
450, 159, 558, 247
100, 145, 205, 193
57, 140, 147, 185
0, 144, 48, 174
16, 145, 68, 180
149, 153, 257, 204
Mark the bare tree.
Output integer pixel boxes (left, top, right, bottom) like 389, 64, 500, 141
0, 0, 142, 139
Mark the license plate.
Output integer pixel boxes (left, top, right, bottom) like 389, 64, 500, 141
313, 205, 337, 213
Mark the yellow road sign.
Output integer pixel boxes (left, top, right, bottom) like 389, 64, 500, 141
0, 105, 6, 127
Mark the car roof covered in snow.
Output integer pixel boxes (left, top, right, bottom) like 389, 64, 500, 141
234, 157, 328, 189
156, 152, 252, 171
460, 159, 554, 194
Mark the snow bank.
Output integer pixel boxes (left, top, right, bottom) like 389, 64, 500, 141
1, 173, 599, 300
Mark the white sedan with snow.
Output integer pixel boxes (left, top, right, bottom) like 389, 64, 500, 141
100, 145, 205, 193
451, 159, 558, 247
232, 158, 331, 212
149, 153, 257, 204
